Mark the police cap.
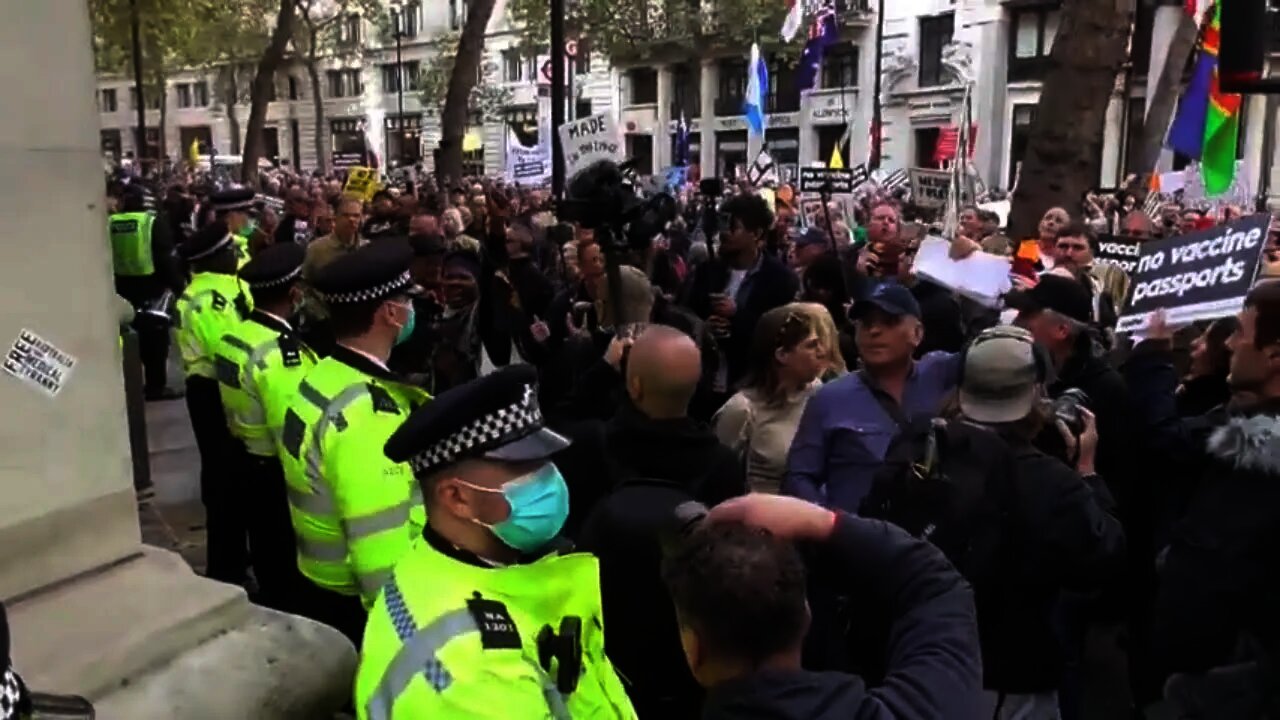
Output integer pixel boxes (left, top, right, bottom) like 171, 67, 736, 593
179, 220, 234, 261
211, 187, 256, 214
385, 366, 570, 478
239, 242, 305, 290
311, 239, 421, 305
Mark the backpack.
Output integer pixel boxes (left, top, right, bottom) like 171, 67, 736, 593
859, 416, 1018, 580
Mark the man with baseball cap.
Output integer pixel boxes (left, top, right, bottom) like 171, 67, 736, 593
783, 282, 963, 512
956, 326, 1124, 717
355, 366, 636, 719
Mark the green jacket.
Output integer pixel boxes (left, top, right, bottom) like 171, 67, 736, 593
215, 311, 317, 457
176, 272, 251, 380
278, 347, 430, 605
355, 531, 637, 720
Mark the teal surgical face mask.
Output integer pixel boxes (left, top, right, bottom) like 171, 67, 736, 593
461, 463, 570, 552
393, 301, 416, 346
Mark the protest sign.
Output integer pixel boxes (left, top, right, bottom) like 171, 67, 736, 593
1094, 235, 1141, 274
505, 130, 550, 186
913, 236, 1012, 307
558, 112, 623, 178
799, 167, 855, 194
343, 167, 378, 201
1115, 214, 1270, 333
909, 168, 951, 209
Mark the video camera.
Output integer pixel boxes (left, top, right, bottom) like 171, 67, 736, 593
559, 160, 677, 253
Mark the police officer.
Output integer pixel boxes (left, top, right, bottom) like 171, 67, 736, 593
210, 187, 256, 267
357, 366, 637, 720
278, 240, 429, 642
109, 184, 181, 400
177, 221, 253, 585
214, 242, 317, 612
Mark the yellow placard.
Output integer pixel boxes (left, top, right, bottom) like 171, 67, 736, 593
344, 166, 379, 201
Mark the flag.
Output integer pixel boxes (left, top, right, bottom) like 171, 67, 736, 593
795, 1, 839, 93
744, 43, 768, 137
781, 0, 804, 42
933, 124, 979, 164
747, 150, 777, 187
829, 144, 844, 169
674, 112, 691, 166
1167, 2, 1240, 196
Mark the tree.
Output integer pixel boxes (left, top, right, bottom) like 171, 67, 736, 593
435, 0, 500, 183
241, 0, 297, 184
1007, 0, 1137, 240
293, 0, 384, 174
417, 32, 511, 121
1126, 11, 1200, 199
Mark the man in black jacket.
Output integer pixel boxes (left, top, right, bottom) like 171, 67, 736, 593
1142, 284, 1280, 716
681, 194, 798, 418
662, 493, 983, 720
569, 326, 748, 718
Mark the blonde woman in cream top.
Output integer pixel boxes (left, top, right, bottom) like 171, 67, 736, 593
714, 303, 846, 493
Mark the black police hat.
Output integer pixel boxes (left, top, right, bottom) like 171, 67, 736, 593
1005, 273, 1093, 324
211, 188, 256, 214
311, 239, 421, 305
385, 365, 570, 477
179, 220, 234, 261
239, 242, 305, 290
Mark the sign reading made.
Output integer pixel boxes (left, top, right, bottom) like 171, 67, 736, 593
558, 113, 623, 178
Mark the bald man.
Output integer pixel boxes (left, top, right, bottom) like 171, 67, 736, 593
625, 325, 702, 420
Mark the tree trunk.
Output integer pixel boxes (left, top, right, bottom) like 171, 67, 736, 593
225, 67, 242, 155
437, 0, 499, 184
1126, 10, 1199, 199
1007, 0, 1136, 240
242, 0, 296, 185
157, 83, 168, 161
307, 50, 329, 174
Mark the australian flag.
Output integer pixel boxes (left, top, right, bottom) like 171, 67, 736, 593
674, 112, 691, 166
796, 1, 839, 93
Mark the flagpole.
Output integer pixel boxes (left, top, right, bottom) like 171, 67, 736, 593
870, 0, 885, 169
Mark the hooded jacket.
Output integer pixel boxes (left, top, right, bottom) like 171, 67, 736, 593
1153, 407, 1280, 681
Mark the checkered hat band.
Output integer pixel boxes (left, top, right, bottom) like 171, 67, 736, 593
410, 385, 542, 473
215, 199, 255, 212
186, 233, 233, 261
248, 265, 302, 290
318, 270, 412, 304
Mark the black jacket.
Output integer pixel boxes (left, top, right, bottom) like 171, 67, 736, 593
977, 440, 1126, 693
1152, 404, 1280, 682
680, 252, 798, 388
703, 515, 983, 720
569, 402, 748, 718
911, 280, 966, 357
1050, 333, 1135, 503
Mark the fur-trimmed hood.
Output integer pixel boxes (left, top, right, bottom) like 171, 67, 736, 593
1207, 414, 1280, 475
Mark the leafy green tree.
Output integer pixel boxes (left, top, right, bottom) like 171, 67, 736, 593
417, 32, 511, 120
433, 0, 501, 183
241, 0, 297, 182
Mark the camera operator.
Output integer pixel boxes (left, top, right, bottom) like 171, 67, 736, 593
661, 493, 982, 719
681, 194, 798, 417
953, 326, 1125, 715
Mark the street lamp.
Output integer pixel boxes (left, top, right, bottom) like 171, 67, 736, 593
389, 0, 409, 168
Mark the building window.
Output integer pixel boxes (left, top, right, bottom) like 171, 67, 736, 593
193, 81, 208, 106
336, 14, 360, 45
574, 41, 590, 74
381, 61, 421, 93
326, 69, 363, 98
176, 84, 192, 108
918, 12, 954, 88
628, 68, 658, 105
1123, 96, 1145, 177
100, 88, 118, 113
503, 49, 525, 82
1009, 104, 1036, 187
626, 135, 654, 175
1013, 8, 1060, 59
129, 87, 162, 111
716, 59, 747, 115
575, 99, 592, 119
914, 126, 942, 168
100, 128, 122, 159
448, 0, 466, 30
288, 76, 300, 100
331, 118, 368, 166
671, 63, 699, 118
385, 114, 422, 164
767, 59, 800, 112
821, 45, 859, 89
394, 3, 418, 38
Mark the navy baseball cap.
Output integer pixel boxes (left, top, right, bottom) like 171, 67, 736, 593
850, 282, 922, 322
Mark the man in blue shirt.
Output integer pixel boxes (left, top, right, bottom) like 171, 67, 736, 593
782, 283, 961, 512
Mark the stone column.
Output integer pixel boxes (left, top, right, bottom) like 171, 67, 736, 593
1146, 0, 1184, 173
1240, 92, 1269, 204
700, 59, 717, 173
655, 64, 673, 171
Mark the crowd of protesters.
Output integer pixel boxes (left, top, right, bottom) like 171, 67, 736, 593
98, 158, 1280, 719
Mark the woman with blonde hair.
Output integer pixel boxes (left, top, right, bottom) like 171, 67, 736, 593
713, 303, 845, 493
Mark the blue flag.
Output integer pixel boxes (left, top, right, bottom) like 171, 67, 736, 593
744, 43, 768, 137
796, 2, 839, 93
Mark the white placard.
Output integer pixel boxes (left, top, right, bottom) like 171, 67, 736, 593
506, 130, 550, 186
558, 112, 623, 179
912, 236, 1013, 308
3, 328, 76, 397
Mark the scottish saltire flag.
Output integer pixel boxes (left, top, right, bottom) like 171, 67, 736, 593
674, 112, 691, 166
781, 0, 804, 42
1167, 2, 1240, 196
795, 1, 839, 93
744, 43, 768, 137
